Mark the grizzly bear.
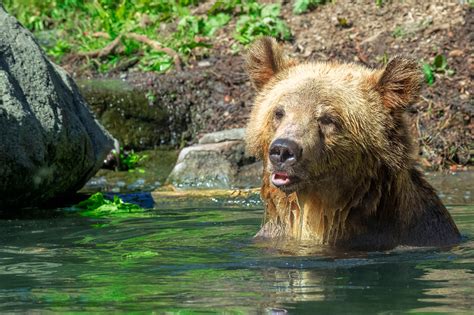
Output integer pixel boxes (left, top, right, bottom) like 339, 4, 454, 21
245, 37, 461, 250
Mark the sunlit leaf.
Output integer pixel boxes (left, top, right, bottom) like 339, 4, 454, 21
261, 4, 280, 18
422, 63, 435, 85
293, 0, 310, 14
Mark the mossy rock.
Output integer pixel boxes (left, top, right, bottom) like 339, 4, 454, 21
78, 79, 169, 150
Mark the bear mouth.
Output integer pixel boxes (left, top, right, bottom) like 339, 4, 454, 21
271, 172, 299, 190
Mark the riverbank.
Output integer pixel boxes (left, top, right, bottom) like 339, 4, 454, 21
5, 1, 472, 169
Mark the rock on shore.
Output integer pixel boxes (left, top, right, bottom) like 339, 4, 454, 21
0, 6, 113, 209
167, 128, 262, 189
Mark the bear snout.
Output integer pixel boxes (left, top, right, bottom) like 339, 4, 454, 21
269, 138, 302, 168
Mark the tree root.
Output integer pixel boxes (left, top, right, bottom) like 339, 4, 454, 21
126, 33, 182, 71
66, 32, 182, 71
77, 36, 122, 58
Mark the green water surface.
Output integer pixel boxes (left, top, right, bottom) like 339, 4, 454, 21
0, 173, 473, 314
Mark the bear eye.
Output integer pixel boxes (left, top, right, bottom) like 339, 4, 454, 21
318, 115, 336, 126
274, 108, 285, 120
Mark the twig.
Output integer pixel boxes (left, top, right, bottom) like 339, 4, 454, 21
91, 31, 111, 39
78, 35, 122, 58
355, 41, 369, 66
125, 32, 182, 71
67, 32, 183, 71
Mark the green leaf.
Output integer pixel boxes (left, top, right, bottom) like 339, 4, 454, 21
275, 20, 292, 40
234, 33, 250, 44
293, 0, 323, 14
120, 150, 146, 170
446, 69, 456, 76
261, 4, 280, 18
204, 13, 231, 36
422, 63, 435, 85
76, 192, 107, 210
293, 0, 310, 14
433, 54, 447, 70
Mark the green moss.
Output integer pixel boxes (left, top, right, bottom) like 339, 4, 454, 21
78, 79, 168, 149
72, 192, 145, 217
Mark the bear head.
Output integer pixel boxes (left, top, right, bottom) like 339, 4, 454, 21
245, 37, 421, 196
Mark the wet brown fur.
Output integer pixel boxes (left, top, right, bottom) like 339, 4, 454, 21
245, 37, 460, 250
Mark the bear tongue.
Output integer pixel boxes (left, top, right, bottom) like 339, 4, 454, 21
272, 172, 291, 186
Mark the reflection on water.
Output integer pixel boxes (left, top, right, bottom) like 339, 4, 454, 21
0, 173, 473, 313
0, 204, 472, 313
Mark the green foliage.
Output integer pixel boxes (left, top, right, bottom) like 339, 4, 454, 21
422, 54, 455, 86
178, 13, 231, 37
336, 17, 352, 28
73, 192, 145, 217
392, 26, 406, 38
3, 0, 228, 72
375, 0, 384, 7
432, 54, 448, 71
422, 63, 435, 86
138, 53, 174, 73
234, 2, 291, 44
120, 150, 147, 171
47, 39, 72, 59
377, 52, 390, 65
209, 0, 241, 14
293, 0, 325, 15
108, 148, 147, 172
3, 0, 291, 72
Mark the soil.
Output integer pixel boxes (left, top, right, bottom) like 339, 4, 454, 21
68, 1, 473, 169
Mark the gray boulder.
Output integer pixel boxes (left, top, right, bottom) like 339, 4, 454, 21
0, 6, 113, 209
167, 129, 262, 189
198, 128, 246, 144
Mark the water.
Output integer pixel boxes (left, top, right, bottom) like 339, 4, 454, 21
0, 173, 473, 313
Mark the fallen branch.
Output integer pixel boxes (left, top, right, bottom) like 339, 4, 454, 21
91, 31, 111, 39
67, 32, 182, 71
77, 35, 122, 58
125, 32, 182, 71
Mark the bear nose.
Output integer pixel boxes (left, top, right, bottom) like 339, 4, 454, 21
269, 138, 302, 167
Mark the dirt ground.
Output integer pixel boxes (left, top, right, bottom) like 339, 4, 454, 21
71, 1, 473, 169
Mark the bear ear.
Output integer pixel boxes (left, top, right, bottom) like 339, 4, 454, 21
246, 37, 294, 91
376, 56, 422, 110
